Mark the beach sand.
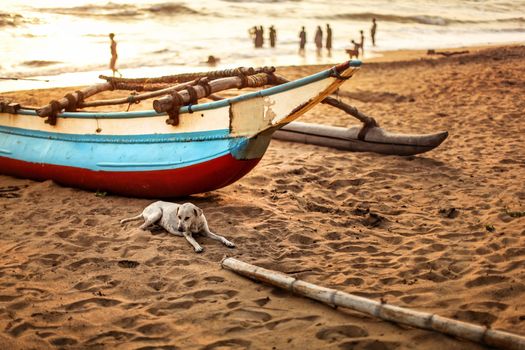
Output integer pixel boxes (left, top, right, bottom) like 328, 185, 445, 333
1, 45, 524, 349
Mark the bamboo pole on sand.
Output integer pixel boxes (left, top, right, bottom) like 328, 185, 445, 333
221, 258, 525, 350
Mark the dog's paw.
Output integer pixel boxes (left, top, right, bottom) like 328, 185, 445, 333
224, 240, 235, 248
194, 247, 204, 253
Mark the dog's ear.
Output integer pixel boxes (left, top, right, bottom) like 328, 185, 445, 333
193, 207, 203, 217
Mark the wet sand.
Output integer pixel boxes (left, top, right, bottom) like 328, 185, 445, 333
1, 45, 524, 349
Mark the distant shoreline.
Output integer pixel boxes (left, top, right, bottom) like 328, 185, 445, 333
1, 42, 523, 94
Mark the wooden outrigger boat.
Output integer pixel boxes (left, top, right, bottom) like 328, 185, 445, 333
0, 62, 361, 197
0, 60, 447, 198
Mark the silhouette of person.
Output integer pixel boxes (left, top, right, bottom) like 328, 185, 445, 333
325, 24, 332, 56
371, 18, 377, 46
249, 26, 257, 48
359, 30, 365, 56
206, 55, 219, 66
269, 25, 276, 48
314, 25, 323, 56
256, 25, 264, 48
299, 26, 306, 55
109, 33, 121, 77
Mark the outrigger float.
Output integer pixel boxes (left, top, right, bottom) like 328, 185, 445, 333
0, 61, 447, 198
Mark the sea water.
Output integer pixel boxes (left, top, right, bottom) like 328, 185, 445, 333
0, 0, 523, 91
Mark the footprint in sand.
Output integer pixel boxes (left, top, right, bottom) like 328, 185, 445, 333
253, 297, 270, 307
201, 338, 251, 350
339, 339, 399, 350
50, 337, 78, 346
454, 310, 498, 326
65, 297, 121, 311
118, 260, 140, 268
192, 289, 238, 301
315, 325, 368, 343
0, 185, 27, 198
147, 300, 195, 316
204, 276, 225, 283
85, 330, 135, 344
226, 308, 272, 323
227, 301, 241, 309
136, 322, 171, 336
7, 321, 57, 337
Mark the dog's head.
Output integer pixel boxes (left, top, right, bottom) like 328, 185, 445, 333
176, 203, 203, 232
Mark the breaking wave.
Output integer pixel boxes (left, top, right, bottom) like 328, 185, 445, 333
146, 2, 201, 15
319, 12, 525, 26
38, 2, 203, 19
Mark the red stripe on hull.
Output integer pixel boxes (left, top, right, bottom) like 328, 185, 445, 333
0, 155, 261, 198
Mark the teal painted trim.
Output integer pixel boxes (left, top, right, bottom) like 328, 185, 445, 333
16, 60, 361, 119
0, 125, 232, 144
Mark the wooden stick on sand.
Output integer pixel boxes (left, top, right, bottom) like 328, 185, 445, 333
221, 258, 525, 350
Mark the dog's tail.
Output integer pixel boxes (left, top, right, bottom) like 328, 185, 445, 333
120, 214, 143, 225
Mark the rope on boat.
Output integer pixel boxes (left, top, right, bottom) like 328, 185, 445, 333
44, 100, 62, 125
166, 91, 185, 126
330, 67, 351, 80
0, 101, 19, 114
197, 77, 212, 96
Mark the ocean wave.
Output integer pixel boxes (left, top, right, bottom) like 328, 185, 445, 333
38, 2, 202, 19
146, 3, 200, 15
39, 4, 141, 18
495, 17, 525, 24
22, 60, 62, 67
319, 12, 525, 26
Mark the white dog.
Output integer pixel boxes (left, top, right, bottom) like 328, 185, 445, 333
120, 201, 235, 253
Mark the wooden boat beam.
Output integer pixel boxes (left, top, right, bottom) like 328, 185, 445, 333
99, 66, 276, 84
79, 79, 200, 108
269, 74, 378, 128
36, 82, 113, 122
152, 73, 276, 114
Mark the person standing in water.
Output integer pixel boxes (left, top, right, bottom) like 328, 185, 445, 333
359, 30, 365, 56
371, 18, 377, 46
249, 26, 257, 48
314, 25, 323, 56
269, 25, 277, 48
257, 25, 264, 48
109, 33, 121, 77
325, 24, 332, 56
299, 26, 306, 55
